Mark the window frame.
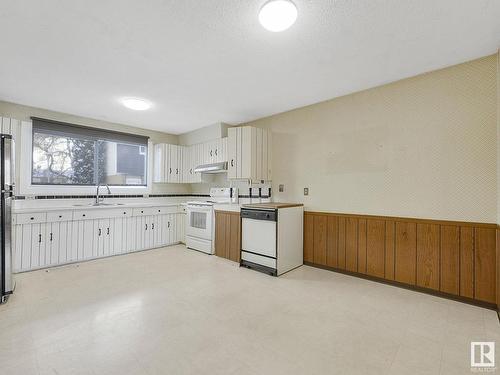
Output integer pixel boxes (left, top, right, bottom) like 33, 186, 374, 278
20, 121, 153, 196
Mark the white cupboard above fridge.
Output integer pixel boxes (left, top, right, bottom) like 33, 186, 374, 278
227, 126, 272, 182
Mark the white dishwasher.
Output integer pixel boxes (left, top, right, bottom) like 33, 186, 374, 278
240, 204, 303, 276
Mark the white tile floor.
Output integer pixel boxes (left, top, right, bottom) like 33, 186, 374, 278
0, 244, 498, 375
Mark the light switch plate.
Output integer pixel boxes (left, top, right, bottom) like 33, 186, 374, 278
304, 187, 309, 196
279, 184, 284, 192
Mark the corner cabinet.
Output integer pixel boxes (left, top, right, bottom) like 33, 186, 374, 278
153, 138, 228, 184
227, 126, 272, 181
12, 205, 185, 273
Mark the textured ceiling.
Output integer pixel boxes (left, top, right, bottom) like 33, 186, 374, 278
0, 0, 499, 134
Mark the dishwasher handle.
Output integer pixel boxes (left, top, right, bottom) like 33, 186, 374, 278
241, 208, 277, 222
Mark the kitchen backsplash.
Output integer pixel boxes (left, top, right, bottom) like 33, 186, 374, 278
14, 187, 271, 200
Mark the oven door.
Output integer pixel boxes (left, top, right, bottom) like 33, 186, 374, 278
186, 205, 213, 240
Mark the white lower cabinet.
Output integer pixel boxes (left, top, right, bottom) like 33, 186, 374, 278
12, 206, 183, 272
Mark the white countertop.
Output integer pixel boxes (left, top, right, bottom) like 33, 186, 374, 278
12, 197, 193, 214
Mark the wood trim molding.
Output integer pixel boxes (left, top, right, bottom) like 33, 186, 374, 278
304, 211, 497, 308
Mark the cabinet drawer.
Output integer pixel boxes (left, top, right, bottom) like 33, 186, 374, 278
133, 207, 154, 216
47, 211, 73, 222
154, 206, 178, 215
14, 212, 47, 224
74, 208, 133, 220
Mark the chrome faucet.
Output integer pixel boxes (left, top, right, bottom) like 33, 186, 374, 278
95, 184, 111, 205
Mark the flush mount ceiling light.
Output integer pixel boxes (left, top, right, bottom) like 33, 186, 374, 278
121, 97, 152, 111
259, 0, 298, 32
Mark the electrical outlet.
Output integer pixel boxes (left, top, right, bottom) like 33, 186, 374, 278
304, 187, 309, 196
279, 184, 284, 192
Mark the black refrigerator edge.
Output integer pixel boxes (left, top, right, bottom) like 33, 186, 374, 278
1, 134, 14, 303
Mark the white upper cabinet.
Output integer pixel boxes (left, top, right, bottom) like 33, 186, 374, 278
227, 126, 272, 181
153, 137, 229, 183
153, 144, 165, 183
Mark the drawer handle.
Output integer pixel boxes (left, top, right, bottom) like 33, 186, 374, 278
141, 210, 144, 213
145, 223, 148, 230
30, 217, 34, 220
98, 228, 101, 236
58, 215, 62, 218
231, 159, 234, 167
210, 150, 213, 157
38, 234, 41, 243
152, 223, 154, 230
123, 212, 126, 215
158, 209, 161, 213
107, 227, 110, 235
82, 214, 86, 217
50, 232, 53, 241
168, 221, 170, 228
215, 149, 218, 156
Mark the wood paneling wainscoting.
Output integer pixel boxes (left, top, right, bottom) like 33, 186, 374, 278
304, 211, 497, 308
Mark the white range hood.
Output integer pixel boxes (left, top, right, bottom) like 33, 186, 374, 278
194, 161, 228, 174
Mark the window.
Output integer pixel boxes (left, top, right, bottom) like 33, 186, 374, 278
31, 118, 148, 186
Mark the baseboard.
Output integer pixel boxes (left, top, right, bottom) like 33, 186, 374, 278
304, 261, 498, 311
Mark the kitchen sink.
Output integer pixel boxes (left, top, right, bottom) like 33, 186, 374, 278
72, 203, 125, 207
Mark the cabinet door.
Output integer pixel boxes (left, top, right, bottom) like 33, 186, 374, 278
188, 146, 195, 183
227, 213, 241, 262
175, 213, 185, 244
19, 224, 33, 271
182, 146, 190, 183
29, 224, 40, 269
145, 215, 154, 249
15, 224, 33, 272
215, 212, 227, 258
125, 217, 136, 252
267, 131, 272, 181
47, 222, 59, 266
135, 216, 145, 250
81, 220, 97, 259
103, 219, 112, 257
153, 144, 165, 182
39, 223, 49, 268
30, 224, 47, 269
112, 217, 124, 255
227, 128, 238, 179
262, 131, 269, 181
170, 145, 179, 183
255, 128, 263, 180
165, 214, 173, 244
171, 214, 177, 243
175, 144, 181, 183
163, 144, 171, 182
13, 224, 23, 272
220, 137, 227, 163
177, 213, 186, 244
241, 127, 253, 179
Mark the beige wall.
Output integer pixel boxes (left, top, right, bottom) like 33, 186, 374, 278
178, 122, 230, 146
0, 101, 190, 194
245, 55, 498, 223
497, 50, 500, 224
